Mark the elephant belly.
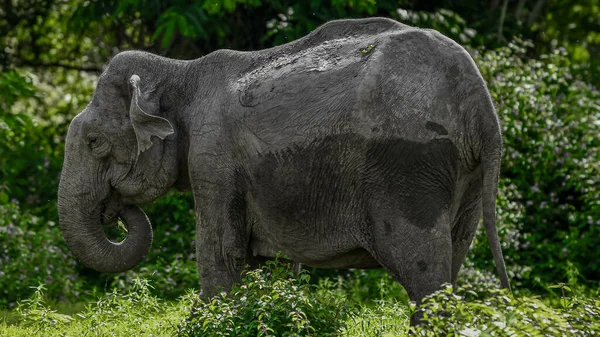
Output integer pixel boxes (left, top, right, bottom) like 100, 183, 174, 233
247, 134, 372, 266
249, 234, 379, 269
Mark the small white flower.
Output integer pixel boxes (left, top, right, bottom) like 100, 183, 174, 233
459, 327, 480, 337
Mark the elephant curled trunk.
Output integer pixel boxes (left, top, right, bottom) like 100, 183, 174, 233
57, 192, 153, 273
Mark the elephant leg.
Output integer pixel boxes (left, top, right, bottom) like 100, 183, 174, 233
450, 202, 482, 285
194, 183, 248, 299
364, 212, 453, 325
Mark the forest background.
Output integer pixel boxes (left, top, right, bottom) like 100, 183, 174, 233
1, 0, 600, 335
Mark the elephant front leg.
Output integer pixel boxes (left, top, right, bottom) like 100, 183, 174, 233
194, 191, 248, 299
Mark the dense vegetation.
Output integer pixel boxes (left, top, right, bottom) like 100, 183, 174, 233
1, 0, 599, 335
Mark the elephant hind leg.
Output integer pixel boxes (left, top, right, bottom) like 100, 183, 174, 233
450, 202, 482, 285
362, 213, 453, 324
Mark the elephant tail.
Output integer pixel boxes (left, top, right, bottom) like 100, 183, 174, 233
481, 129, 511, 292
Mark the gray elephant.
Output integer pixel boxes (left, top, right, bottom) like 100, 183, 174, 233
58, 17, 510, 312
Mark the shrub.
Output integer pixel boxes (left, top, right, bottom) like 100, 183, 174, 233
410, 284, 600, 336
178, 259, 348, 337
467, 40, 600, 286
394, 8, 477, 46
0, 69, 94, 218
0, 202, 83, 308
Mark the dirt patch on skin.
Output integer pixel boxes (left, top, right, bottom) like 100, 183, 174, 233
235, 37, 375, 108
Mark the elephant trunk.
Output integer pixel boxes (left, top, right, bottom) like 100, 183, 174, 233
57, 184, 153, 273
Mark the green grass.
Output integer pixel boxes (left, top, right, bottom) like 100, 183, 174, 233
340, 300, 410, 336
0, 280, 191, 337
1, 267, 599, 337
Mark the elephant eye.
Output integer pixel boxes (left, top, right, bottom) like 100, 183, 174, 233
86, 133, 109, 157
87, 136, 99, 148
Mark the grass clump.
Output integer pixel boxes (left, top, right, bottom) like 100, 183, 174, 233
0, 278, 190, 337
15, 284, 74, 330
341, 299, 409, 337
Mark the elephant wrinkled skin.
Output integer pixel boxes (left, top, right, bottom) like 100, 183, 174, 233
58, 17, 510, 313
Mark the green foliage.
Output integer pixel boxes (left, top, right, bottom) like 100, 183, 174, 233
79, 278, 162, 326
66, 0, 407, 61
2, 278, 189, 336
394, 8, 477, 45
336, 269, 408, 305
178, 259, 348, 337
468, 39, 600, 285
15, 285, 74, 329
341, 299, 409, 336
0, 71, 40, 206
410, 284, 600, 336
0, 71, 37, 112
0, 202, 82, 308
1, 274, 600, 336
108, 256, 198, 300
143, 191, 196, 264
0, 67, 95, 217
529, 0, 600, 83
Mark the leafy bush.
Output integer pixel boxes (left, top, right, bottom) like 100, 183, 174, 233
394, 8, 477, 46
456, 263, 513, 300
411, 284, 600, 336
0, 71, 37, 113
467, 40, 600, 286
0, 202, 82, 308
0, 69, 95, 218
0, 71, 39, 207
178, 259, 348, 337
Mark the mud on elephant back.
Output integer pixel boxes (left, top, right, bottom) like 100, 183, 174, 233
57, 16, 511, 324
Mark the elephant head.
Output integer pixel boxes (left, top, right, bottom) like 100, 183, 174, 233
58, 51, 185, 273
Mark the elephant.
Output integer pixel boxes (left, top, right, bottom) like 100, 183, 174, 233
57, 16, 510, 315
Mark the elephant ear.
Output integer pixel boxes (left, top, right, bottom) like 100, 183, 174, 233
128, 74, 174, 159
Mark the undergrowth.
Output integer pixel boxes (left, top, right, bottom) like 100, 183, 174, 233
411, 283, 600, 336
1, 261, 599, 337
178, 259, 348, 337
0, 278, 191, 337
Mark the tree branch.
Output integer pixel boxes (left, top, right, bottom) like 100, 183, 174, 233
498, 0, 509, 42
